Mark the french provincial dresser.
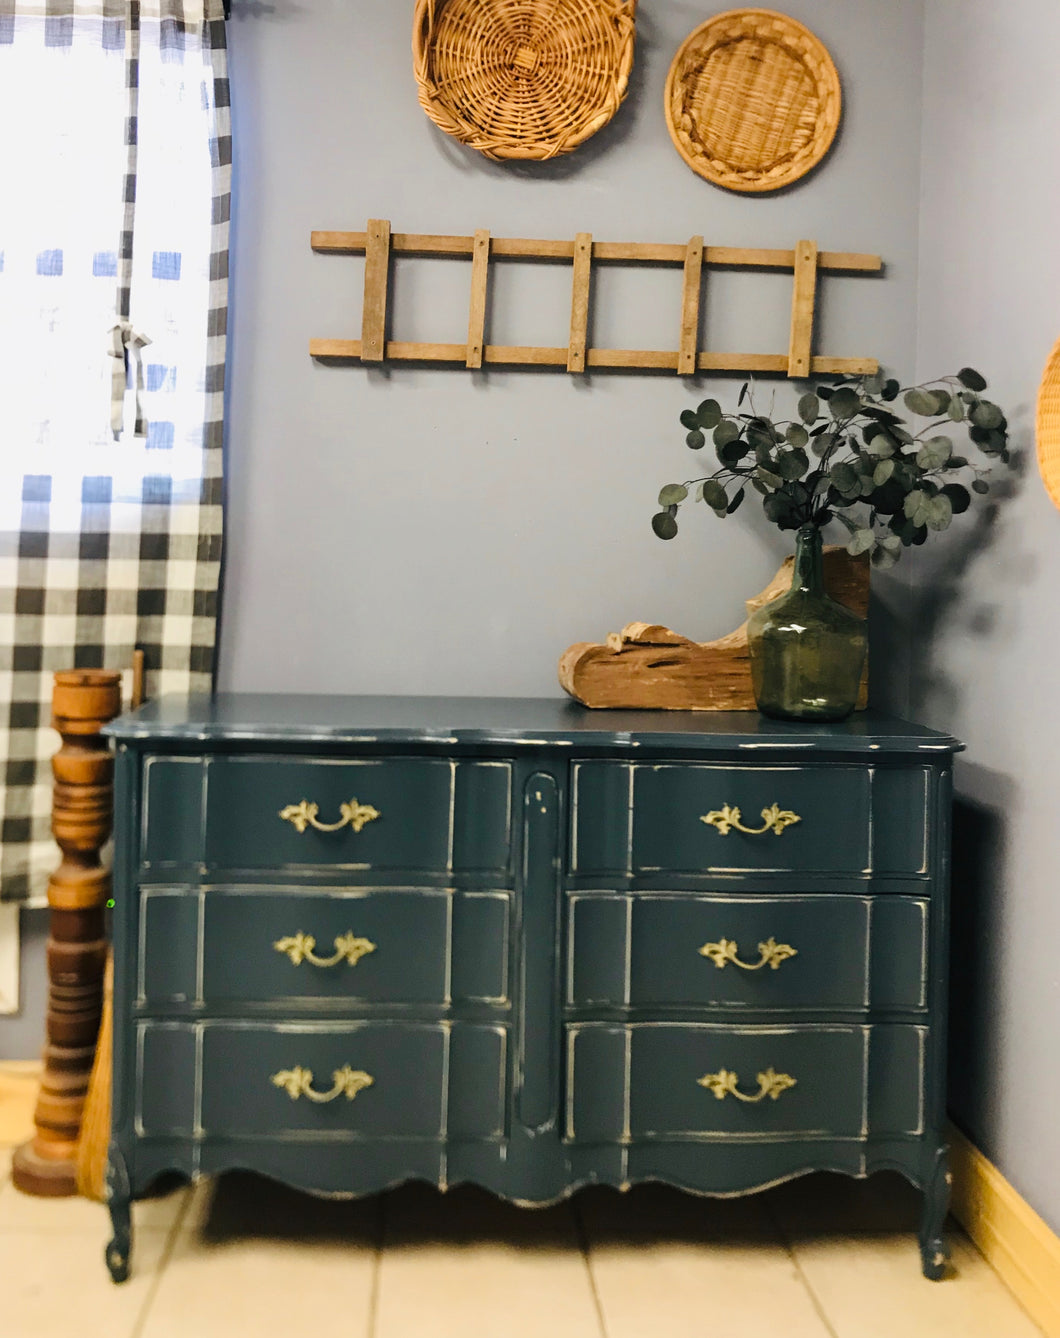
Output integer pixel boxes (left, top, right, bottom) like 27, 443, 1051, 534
103, 695, 961, 1282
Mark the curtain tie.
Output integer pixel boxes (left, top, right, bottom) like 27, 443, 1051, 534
109, 318, 152, 438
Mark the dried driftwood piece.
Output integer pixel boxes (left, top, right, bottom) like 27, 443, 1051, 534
558, 546, 869, 711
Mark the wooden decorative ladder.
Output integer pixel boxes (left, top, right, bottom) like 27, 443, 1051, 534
310, 222, 883, 378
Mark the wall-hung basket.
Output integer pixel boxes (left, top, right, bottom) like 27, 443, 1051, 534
1036, 335, 1060, 510
665, 8, 841, 194
412, 0, 637, 162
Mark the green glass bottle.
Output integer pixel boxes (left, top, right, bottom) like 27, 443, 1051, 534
747, 524, 867, 722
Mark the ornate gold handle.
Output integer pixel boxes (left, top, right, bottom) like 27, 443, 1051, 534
273, 932, 377, 968
271, 1065, 375, 1103
699, 936, 797, 971
701, 803, 801, 836
278, 798, 381, 834
697, 1067, 797, 1103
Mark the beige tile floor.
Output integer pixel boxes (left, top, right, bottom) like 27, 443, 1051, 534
0, 1136, 1045, 1338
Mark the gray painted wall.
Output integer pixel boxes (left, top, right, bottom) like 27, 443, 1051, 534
913, 0, 1060, 1233
217, 0, 925, 697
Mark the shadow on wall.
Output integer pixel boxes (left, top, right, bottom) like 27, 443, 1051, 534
868, 438, 1029, 719
947, 766, 1013, 1157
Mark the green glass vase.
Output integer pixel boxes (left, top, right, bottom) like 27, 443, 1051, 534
747, 524, 867, 722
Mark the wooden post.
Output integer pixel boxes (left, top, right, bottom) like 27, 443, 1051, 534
678, 235, 704, 375
361, 219, 391, 363
466, 229, 490, 369
787, 239, 819, 378
12, 670, 122, 1197
567, 232, 592, 373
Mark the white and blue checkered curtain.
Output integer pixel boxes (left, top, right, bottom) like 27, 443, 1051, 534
0, 0, 229, 906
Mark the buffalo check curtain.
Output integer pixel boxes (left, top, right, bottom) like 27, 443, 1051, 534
0, 0, 229, 909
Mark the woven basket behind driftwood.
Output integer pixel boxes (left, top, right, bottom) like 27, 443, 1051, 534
1037, 335, 1060, 510
412, 0, 637, 162
665, 8, 841, 193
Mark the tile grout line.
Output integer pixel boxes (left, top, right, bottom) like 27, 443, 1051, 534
763, 1198, 842, 1338
129, 1186, 195, 1338
571, 1196, 610, 1338
366, 1193, 385, 1338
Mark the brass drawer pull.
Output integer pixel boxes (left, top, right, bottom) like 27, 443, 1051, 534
698, 1067, 796, 1103
279, 798, 381, 834
701, 803, 800, 836
273, 932, 377, 969
699, 936, 797, 971
271, 1065, 375, 1103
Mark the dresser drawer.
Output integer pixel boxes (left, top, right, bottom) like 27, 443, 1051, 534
567, 893, 928, 1012
136, 1021, 508, 1141
138, 887, 510, 1007
566, 1023, 926, 1142
141, 755, 513, 874
571, 762, 874, 876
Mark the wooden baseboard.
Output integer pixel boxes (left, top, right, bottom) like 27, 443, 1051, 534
0, 1060, 40, 1146
949, 1121, 1060, 1335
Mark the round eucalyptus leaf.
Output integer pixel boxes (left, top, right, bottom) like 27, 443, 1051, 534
904, 388, 940, 417
941, 483, 971, 514
679, 409, 699, 431
958, 367, 988, 392
863, 371, 885, 396
916, 436, 953, 470
713, 420, 740, 447
775, 449, 809, 481
726, 487, 746, 515
848, 528, 876, 556
971, 400, 1003, 430
756, 466, 783, 490
785, 423, 809, 448
972, 479, 990, 494
763, 492, 799, 527
903, 489, 932, 527
829, 462, 860, 497
873, 459, 895, 486
932, 388, 952, 414
864, 430, 897, 458
947, 396, 965, 422
651, 511, 678, 539
881, 379, 900, 401
811, 432, 836, 458
925, 494, 953, 531
696, 399, 723, 428
828, 387, 860, 420
658, 483, 688, 507
701, 480, 728, 510
947, 455, 969, 469
686, 429, 706, 450
798, 392, 820, 424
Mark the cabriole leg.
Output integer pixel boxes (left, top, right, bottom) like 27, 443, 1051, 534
919, 1144, 951, 1279
104, 1144, 132, 1283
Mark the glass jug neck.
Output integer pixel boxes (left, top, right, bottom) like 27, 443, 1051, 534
790, 524, 824, 593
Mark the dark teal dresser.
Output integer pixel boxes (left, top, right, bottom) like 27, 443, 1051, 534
103, 695, 961, 1281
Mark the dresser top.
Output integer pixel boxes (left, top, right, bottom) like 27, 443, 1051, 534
105, 694, 962, 757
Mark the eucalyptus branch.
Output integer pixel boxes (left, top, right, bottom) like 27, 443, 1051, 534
653, 368, 1012, 566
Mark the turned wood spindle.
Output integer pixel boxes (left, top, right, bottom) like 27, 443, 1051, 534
12, 670, 123, 1197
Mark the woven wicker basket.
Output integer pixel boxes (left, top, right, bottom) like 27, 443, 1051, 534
1036, 335, 1060, 510
412, 0, 637, 162
665, 8, 841, 193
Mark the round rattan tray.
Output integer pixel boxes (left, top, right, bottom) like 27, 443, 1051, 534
412, 0, 637, 162
1036, 335, 1060, 510
665, 8, 841, 193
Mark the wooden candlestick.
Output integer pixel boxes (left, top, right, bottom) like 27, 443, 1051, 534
12, 670, 123, 1197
